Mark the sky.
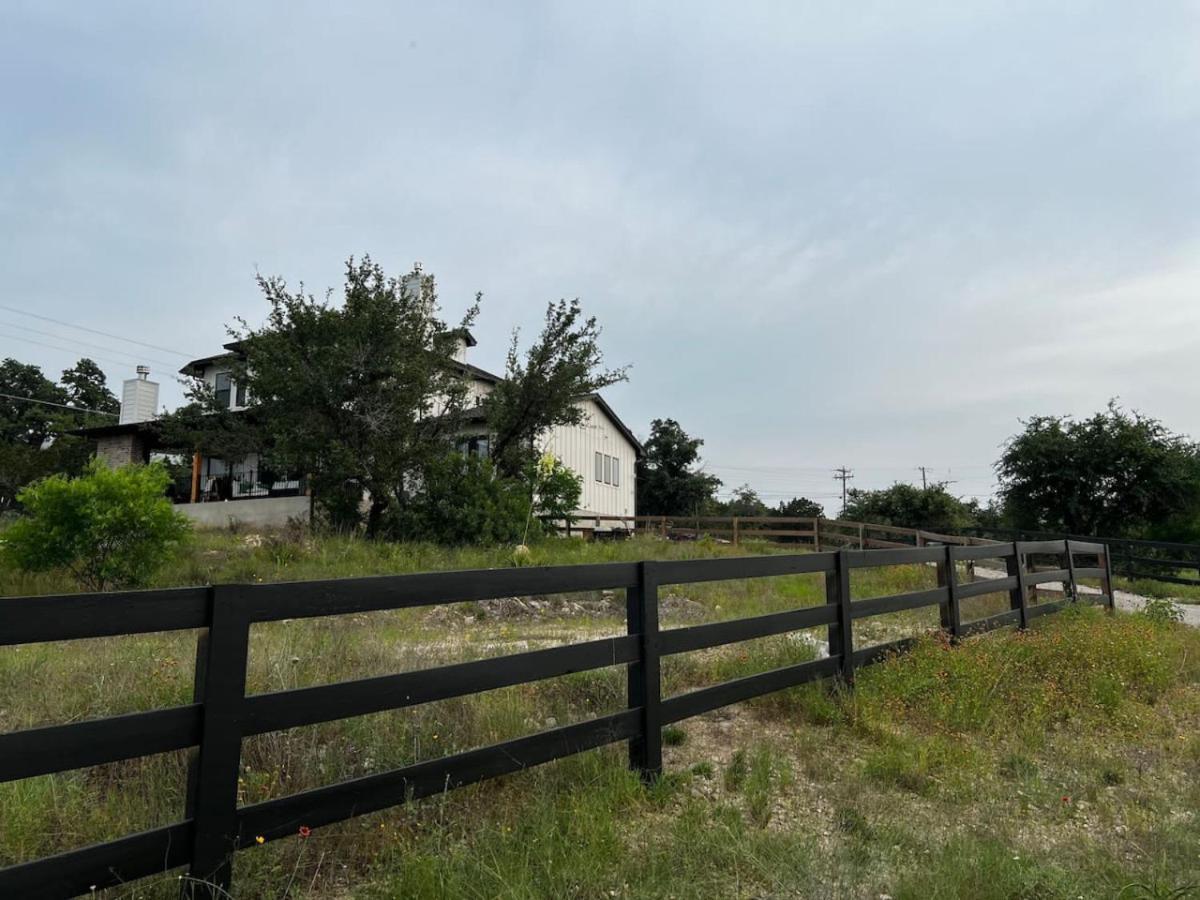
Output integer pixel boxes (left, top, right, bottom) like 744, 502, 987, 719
2, 1, 1198, 511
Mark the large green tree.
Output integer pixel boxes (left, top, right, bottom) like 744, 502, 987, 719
230, 257, 479, 535
997, 402, 1200, 538
486, 299, 627, 477
635, 418, 722, 515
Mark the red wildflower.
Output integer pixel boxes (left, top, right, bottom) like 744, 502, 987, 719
298, 825, 312, 838
1061, 796, 1070, 804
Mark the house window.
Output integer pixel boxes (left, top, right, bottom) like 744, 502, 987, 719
214, 372, 232, 409
456, 436, 490, 458
595, 451, 603, 482
603, 455, 611, 484
235, 380, 247, 407
612, 457, 620, 487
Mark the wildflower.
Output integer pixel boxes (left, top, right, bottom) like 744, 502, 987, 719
1061, 796, 1070, 804
299, 825, 312, 838
255, 835, 265, 845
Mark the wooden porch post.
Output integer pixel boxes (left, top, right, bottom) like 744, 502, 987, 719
190, 452, 202, 503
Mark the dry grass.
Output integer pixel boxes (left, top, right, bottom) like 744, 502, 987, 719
1, 531, 1198, 898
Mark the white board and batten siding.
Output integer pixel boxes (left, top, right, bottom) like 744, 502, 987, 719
543, 398, 636, 520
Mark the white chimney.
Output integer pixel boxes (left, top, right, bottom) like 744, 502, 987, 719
119, 366, 159, 425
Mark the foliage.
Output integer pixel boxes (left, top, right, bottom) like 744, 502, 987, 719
527, 452, 582, 527
636, 418, 722, 515
772, 496, 824, 518
1140, 597, 1184, 626
715, 483, 768, 516
0, 357, 118, 511
842, 481, 977, 531
155, 378, 265, 464
997, 401, 1200, 538
850, 608, 1188, 738
389, 452, 531, 544
1, 461, 189, 590
231, 257, 479, 535
486, 299, 627, 476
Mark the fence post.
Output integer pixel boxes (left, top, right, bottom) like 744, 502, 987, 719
1102, 543, 1117, 614
813, 517, 821, 551
1063, 540, 1078, 602
857, 524, 864, 549
732, 516, 740, 547
185, 584, 252, 898
1006, 543, 1029, 630
826, 550, 855, 685
937, 545, 961, 641
626, 561, 662, 782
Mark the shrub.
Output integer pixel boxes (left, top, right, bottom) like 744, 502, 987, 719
392, 452, 531, 545
1, 461, 190, 591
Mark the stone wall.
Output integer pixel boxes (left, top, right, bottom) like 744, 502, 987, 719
95, 433, 147, 468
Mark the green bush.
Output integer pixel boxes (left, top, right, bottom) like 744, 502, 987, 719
391, 452, 532, 545
1, 461, 190, 591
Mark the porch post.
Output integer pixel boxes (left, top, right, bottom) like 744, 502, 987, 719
190, 452, 202, 503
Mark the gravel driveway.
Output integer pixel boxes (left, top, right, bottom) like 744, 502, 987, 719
973, 567, 1200, 627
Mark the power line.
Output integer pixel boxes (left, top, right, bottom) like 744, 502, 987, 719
0, 303, 199, 358
0, 391, 118, 417
0, 319, 181, 372
0, 330, 176, 376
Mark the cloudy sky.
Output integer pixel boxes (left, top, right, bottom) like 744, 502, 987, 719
2, 2, 1198, 510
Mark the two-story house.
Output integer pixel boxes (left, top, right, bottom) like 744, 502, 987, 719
84, 331, 641, 529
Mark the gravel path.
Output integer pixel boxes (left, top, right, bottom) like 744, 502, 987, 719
973, 567, 1200, 627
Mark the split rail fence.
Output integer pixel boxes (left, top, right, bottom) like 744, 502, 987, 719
0, 539, 1114, 898
572, 514, 994, 550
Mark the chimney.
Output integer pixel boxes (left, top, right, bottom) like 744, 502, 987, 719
119, 366, 160, 425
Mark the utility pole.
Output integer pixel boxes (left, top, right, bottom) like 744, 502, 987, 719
918, 466, 928, 490
833, 467, 854, 515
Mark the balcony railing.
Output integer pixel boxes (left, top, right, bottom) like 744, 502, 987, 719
173, 470, 306, 504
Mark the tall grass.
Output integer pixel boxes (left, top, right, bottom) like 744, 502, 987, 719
1, 531, 1198, 897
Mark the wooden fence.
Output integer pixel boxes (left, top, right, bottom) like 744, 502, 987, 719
567, 515, 996, 551
0, 539, 1114, 899
953, 526, 1200, 587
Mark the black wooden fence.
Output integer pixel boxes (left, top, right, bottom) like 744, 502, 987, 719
0, 540, 1114, 899
955, 526, 1200, 587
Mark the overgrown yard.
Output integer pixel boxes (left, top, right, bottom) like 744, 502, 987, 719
1, 533, 1198, 898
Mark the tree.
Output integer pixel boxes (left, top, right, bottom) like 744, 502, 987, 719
772, 496, 824, 519
60, 358, 119, 424
486, 300, 627, 476
721, 483, 768, 517
0, 357, 115, 510
842, 482, 976, 531
635, 419, 722, 515
2, 461, 190, 591
997, 402, 1200, 538
230, 257, 479, 535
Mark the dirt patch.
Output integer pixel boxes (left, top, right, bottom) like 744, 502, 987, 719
423, 590, 708, 626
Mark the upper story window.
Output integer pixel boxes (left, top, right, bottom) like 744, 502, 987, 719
612, 457, 620, 487
235, 380, 247, 407
214, 372, 232, 409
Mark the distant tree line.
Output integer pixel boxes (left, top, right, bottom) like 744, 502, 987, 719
636, 403, 1200, 543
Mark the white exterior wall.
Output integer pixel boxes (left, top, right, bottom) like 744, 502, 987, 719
199, 363, 251, 411
542, 399, 636, 519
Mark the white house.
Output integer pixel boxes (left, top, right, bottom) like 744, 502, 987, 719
85, 329, 642, 529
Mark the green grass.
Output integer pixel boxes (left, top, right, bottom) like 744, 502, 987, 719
1, 530, 1199, 898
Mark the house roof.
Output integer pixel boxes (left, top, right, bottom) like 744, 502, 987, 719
459, 393, 643, 458
587, 394, 644, 457
70, 420, 160, 440
181, 332, 480, 377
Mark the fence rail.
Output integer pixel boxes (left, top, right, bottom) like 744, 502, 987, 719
0, 540, 1115, 899
953, 525, 1200, 587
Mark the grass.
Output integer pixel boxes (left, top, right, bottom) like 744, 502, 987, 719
1, 529, 1199, 898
